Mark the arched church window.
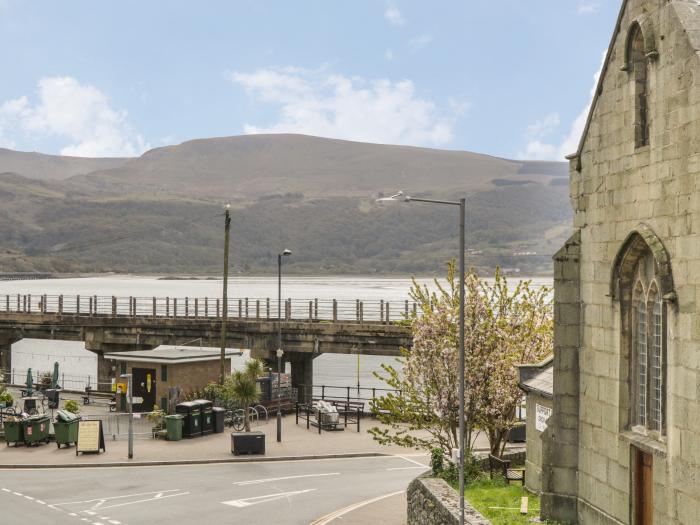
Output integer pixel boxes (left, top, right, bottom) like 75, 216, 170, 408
628, 23, 649, 147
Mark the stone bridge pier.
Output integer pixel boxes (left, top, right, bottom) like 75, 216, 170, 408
251, 348, 316, 404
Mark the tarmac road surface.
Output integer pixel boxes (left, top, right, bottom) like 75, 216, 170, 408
0, 454, 428, 525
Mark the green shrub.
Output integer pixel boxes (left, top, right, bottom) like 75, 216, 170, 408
64, 399, 80, 414
431, 447, 445, 475
0, 390, 13, 407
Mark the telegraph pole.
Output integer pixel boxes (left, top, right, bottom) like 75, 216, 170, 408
219, 204, 231, 384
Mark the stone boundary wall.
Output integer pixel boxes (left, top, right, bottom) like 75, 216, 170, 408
407, 477, 491, 525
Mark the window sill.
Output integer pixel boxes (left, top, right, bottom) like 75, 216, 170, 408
620, 430, 667, 457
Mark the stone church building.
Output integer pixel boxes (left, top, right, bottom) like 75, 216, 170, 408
542, 1, 700, 523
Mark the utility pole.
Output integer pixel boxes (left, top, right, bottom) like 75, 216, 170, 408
220, 204, 231, 385
121, 373, 133, 459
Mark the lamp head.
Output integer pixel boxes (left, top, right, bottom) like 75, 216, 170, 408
282, 249, 292, 256
375, 190, 410, 203
276, 348, 284, 358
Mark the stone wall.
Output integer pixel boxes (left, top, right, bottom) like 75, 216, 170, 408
407, 477, 490, 525
524, 391, 553, 494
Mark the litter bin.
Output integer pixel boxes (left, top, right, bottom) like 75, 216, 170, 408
165, 414, 184, 441
54, 420, 79, 448
212, 407, 225, 434
22, 415, 50, 446
231, 431, 265, 455
4, 420, 23, 447
175, 402, 201, 438
194, 399, 213, 436
45, 389, 60, 410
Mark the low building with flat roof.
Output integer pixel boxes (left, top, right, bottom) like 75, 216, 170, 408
104, 346, 242, 412
518, 356, 553, 494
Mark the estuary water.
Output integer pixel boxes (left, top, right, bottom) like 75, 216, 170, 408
2, 275, 552, 393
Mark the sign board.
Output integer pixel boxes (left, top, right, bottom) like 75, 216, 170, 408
131, 396, 144, 404
76, 420, 106, 455
535, 404, 552, 432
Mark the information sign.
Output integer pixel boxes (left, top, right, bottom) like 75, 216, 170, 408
535, 404, 552, 432
76, 420, 106, 455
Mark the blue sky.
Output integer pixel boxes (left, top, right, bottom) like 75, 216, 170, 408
0, 0, 619, 160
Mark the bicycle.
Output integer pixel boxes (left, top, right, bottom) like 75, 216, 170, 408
225, 409, 247, 431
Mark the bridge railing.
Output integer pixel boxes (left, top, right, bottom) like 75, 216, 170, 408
0, 294, 418, 324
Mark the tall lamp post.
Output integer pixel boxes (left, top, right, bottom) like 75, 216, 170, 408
219, 204, 231, 385
377, 191, 466, 525
120, 373, 133, 459
277, 248, 292, 442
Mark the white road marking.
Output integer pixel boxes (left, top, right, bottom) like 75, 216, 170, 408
13, 492, 22, 496
56, 489, 183, 507
1, 488, 11, 492
222, 488, 317, 508
36, 500, 46, 505
386, 466, 427, 471
310, 490, 405, 525
24, 495, 34, 500
233, 473, 340, 485
84, 510, 97, 515
98, 492, 189, 510
109, 521, 121, 524
394, 455, 428, 468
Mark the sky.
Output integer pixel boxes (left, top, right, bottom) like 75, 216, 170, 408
0, 0, 619, 161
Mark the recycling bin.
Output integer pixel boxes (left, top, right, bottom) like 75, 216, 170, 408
22, 415, 50, 446
4, 420, 23, 447
175, 402, 201, 438
165, 414, 184, 441
212, 407, 225, 434
194, 399, 213, 436
54, 420, 79, 448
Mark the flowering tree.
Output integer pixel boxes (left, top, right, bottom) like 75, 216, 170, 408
369, 263, 552, 459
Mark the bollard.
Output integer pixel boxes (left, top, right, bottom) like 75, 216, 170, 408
205, 297, 209, 317
266, 298, 270, 319
195, 298, 199, 318
185, 297, 189, 317
166, 297, 170, 317
333, 299, 337, 322
76, 295, 80, 315
256, 300, 260, 320
173, 298, 178, 317
386, 302, 390, 324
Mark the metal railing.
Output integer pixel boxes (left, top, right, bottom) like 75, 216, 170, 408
0, 293, 417, 324
82, 412, 153, 440
2, 369, 102, 392
297, 384, 402, 410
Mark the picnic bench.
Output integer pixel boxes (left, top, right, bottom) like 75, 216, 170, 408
296, 402, 362, 434
82, 387, 117, 412
312, 398, 365, 415
489, 454, 525, 485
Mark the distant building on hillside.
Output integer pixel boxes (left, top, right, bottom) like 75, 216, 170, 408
542, 1, 700, 523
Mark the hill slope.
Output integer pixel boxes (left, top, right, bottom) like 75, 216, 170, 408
0, 134, 571, 276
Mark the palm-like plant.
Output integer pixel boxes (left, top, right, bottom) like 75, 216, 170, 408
227, 368, 261, 432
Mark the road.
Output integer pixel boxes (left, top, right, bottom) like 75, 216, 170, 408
0, 455, 428, 525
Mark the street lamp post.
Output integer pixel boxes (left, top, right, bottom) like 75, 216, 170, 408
120, 373, 133, 459
277, 249, 292, 443
220, 204, 231, 385
377, 191, 466, 525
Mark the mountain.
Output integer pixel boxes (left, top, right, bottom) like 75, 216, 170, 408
0, 148, 129, 181
0, 134, 571, 276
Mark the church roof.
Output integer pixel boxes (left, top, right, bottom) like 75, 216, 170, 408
568, 0, 700, 161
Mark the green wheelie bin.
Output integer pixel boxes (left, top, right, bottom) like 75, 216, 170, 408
54, 409, 80, 448
54, 420, 80, 448
22, 415, 50, 446
4, 420, 23, 447
165, 414, 184, 441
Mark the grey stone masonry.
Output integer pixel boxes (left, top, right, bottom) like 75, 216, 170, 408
541, 231, 581, 524
407, 477, 491, 525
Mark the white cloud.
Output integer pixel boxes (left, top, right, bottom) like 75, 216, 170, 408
519, 52, 605, 161
229, 67, 454, 147
577, 2, 600, 14
384, 5, 405, 27
0, 76, 148, 157
409, 33, 433, 51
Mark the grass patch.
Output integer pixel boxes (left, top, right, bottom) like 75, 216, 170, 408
454, 476, 562, 525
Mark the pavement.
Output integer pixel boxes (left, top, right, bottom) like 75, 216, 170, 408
0, 414, 443, 466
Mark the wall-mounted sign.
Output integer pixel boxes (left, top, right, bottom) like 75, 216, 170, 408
535, 404, 552, 432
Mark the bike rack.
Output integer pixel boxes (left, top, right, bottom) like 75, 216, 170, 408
253, 404, 268, 422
